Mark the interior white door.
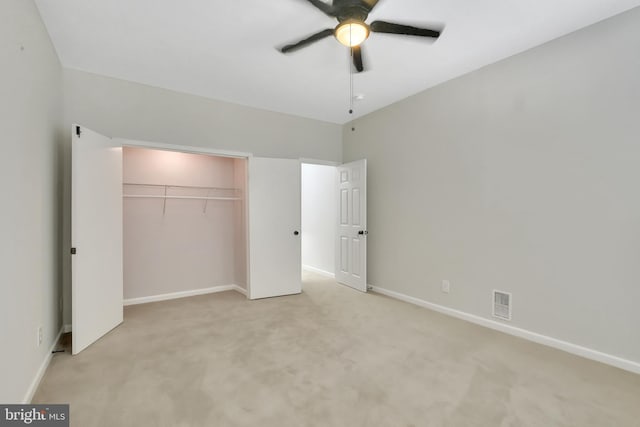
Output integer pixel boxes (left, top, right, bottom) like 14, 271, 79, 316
248, 157, 301, 299
335, 159, 367, 292
72, 125, 123, 354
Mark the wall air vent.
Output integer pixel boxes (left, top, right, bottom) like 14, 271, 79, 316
493, 290, 512, 321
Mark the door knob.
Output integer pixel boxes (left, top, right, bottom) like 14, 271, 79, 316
293, 230, 299, 236
358, 230, 368, 235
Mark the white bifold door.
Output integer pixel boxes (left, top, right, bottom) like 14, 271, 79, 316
248, 157, 302, 299
336, 159, 368, 292
71, 125, 123, 354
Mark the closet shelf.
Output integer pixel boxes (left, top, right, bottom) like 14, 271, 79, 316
123, 195, 241, 201
123, 182, 241, 191
122, 183, 243, 214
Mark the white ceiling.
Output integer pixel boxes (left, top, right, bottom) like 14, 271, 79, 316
36, 0, 640, 124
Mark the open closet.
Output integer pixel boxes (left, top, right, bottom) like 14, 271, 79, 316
122, 147, 247, 304
71, 125, 303, 354
71, 125, 364, 356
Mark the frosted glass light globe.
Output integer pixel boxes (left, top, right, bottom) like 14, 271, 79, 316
335, 21, 370, 47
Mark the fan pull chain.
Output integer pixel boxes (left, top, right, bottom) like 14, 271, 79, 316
349, 26, 354, 115
349, 51, 354, 115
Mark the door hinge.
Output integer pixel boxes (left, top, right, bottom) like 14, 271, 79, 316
70, 247, 77, 255
76, 126, 81, 137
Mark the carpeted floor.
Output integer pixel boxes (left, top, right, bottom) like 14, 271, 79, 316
34, 272, 640, 426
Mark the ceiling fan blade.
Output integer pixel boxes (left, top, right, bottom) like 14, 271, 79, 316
352, 45, 364, 73
370, 20, 441, 38
280, 29, 334, 53
303, 0, 336, 17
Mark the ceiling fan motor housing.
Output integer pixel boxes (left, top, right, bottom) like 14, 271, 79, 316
335, 1, 371, 22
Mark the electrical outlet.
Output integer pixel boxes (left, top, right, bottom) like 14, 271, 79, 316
441, 280, 451, 294
38, 326, 43, 346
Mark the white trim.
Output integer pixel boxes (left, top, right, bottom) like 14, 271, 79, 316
303, 265, 336, 279
24, 327, 64, 403
300, 158, 341, 166
232, 285, 247, 296
116, 137, 253, 159
370, 285, 640, 375
123, 285, 244, 306
63, 324, 72, 333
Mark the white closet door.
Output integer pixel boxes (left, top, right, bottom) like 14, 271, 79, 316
335, 159, 367, 292
248, 157, 301, 299
72, 125, 123, 354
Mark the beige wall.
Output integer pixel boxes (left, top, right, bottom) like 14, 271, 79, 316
0, 0, 63, 402
61, 68, 343, 324
343, 7, 640, 364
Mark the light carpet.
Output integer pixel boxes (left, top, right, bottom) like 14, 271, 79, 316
34, 272, 640, 426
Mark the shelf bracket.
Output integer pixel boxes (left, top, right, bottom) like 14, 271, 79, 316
203, 189, 210, 214
162, 186, 167, 215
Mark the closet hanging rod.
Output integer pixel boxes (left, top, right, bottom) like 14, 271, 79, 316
123, 195, 241, 201
122, 183, 240, 191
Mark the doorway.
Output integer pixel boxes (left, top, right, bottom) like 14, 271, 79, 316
301, 163, 338, 280
300, 159, 368, 292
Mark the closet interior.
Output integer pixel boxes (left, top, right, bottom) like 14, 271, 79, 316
122, 146, 247, 302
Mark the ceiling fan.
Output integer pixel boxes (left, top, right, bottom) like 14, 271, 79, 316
279, 0, 443, 72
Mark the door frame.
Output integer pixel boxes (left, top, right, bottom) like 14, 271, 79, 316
299, 158, 341, 167
115, 137, 253, 299
299, 158, 368, 291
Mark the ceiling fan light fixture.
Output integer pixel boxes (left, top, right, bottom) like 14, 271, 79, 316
335, 20, 370, 47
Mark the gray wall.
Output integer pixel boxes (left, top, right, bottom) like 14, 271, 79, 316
63, 68, 343, 160
61, 68, 343, 324
0, 0, 63, 402
343, 7, 640, 364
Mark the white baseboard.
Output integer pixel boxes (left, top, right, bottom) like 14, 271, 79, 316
24, 326, 64, 403
303, 265, 335, 279
123, 284, 245, 306
370, 285, 640, 375
63, 324, 72, 333
232, 284, 247, 296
